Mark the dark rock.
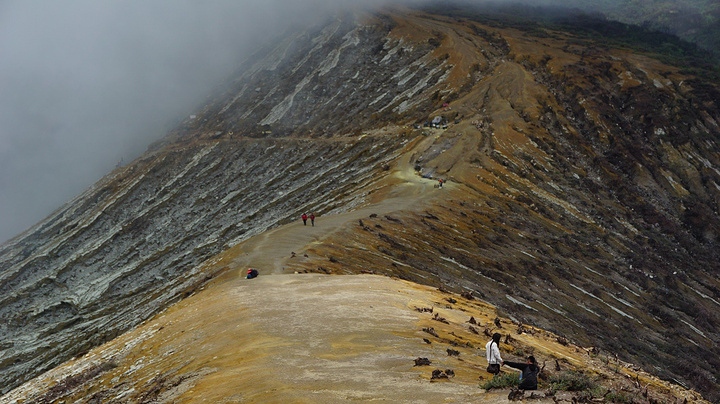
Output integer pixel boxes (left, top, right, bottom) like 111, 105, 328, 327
423, 327, 439, 337
432, 313, 449, 324
414, 357, 432, 366
508, 388, 524, 401
430, 369, 454, 380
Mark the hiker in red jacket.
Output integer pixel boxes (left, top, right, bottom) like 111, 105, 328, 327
302, 213, 308, 226
310, 213, 315, 226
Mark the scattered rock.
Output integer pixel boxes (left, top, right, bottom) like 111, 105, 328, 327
446, 297, 457, 304
432, 313, 449, 324
369, 213, 378, 218
447, 348, 460, 356
423, 338, 431, 344
414, 306, 433, 313
468, 316, 477, 324
461, 291, 474, 300
423, 327, 439, 337
430, 369, 455, 380
414, 357, 432, 366
557, 336, 568, 346
469, 325, 479, 334
494, 317, 502, 328
508, 388, 524, 401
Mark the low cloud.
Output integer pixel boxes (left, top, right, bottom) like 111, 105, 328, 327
0, 0, 395, 243
0, 0, 626, 243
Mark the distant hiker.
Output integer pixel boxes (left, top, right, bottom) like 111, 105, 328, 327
302, 213, 308, 226
246, 268, 259, 279
310, 213, 315, 226
504, 356, 539, 390
485, 333, 503, 375
438, 178, 444, 188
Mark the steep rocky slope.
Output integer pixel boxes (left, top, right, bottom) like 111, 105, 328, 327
1, 5, 719, 402
286, 12, 720, 399
0, 10, 454, 394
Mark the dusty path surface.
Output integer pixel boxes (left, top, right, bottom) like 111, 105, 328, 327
5, 274, 537, 403
224, 133, 450, 275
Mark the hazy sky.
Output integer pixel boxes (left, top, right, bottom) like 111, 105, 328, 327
0, 0, 395, 243
0, 0, 619, 244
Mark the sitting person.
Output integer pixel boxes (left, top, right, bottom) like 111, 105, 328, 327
504, 355, 539, 390
246, 268, 259, 279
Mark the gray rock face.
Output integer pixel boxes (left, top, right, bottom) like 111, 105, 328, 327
0, 135, 407, 393
0, 11, 455, 393
161, 13, 453, 142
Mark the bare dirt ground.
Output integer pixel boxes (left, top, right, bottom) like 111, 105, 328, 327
6, 269, 698, 403
3, 273, 530, 403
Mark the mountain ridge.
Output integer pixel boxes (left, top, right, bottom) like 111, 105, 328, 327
1, 5, 719, 401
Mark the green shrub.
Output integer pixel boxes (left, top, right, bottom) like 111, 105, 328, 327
578, 386, 609, 401
480, 372, 519, 390
606, 390, 633, 403
548, 371, 596, 392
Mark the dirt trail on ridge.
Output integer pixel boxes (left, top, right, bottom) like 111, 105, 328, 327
226, 133, 449, 275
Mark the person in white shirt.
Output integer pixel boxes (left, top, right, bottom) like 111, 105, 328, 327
485, 332, 503, 375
